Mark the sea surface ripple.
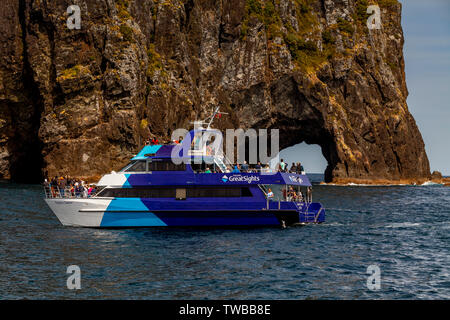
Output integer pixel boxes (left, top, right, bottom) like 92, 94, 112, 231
0, 176, 449, 299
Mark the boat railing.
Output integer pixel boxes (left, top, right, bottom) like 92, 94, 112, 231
43, 185, 98, 199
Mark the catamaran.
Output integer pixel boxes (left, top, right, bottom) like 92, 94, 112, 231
44, 109, 325, 228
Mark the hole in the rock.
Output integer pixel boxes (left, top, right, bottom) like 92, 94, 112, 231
276, 142, 328, 183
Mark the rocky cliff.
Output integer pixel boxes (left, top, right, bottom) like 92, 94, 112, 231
0, 0, 430, 183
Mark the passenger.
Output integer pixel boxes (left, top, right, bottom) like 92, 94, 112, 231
279, 159, 287, 172
205, 167, 212, 173
92, 185, 97, 195
254, 161, 262, 172
241, 161, 249, 172
88, 185, 93, 196
290, 163, 297, 173
288, 186, 295, 201
297, 191, 303, 202
82, 183, 88, 198
267, 188, 274, 198
60, 177, 67, 197
282, 187, 287, 200
74, 182, 81, 198
292, 191, 298, 202
296, 162, 305, 175
231, 165, 240, 173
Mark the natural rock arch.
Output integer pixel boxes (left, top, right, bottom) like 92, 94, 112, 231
0, 0, 430, 183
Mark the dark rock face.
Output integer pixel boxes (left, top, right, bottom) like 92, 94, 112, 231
0, 0, 430, 182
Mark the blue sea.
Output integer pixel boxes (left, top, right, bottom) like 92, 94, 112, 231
0, 175, 449, 299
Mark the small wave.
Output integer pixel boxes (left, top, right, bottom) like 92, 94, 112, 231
322, 183, 409, 187
420, 181, 443, 186
385, 222, 421, 228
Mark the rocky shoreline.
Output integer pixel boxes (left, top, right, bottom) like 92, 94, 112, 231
321, 177, 450, 186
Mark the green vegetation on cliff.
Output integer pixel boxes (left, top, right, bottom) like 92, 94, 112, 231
241, 0, 334, 71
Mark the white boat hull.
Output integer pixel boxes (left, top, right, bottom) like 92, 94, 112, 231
45, 198, 112, 227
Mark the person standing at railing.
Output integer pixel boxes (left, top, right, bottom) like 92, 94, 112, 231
59, 177, 66, 197
89, 185, 97, 197
254, 161, 262, 172
74, 182, 81, 198
241, 161, 249, 172
82, 182, 88, 198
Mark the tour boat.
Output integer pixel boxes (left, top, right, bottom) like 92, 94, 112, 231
44, 110, 325, 228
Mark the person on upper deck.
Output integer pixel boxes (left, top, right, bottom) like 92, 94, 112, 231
279, 159, 287, 172
205, 167, 212, 173
296, 162, 305, 175
263, 164, 272, 173
290, 162, 297, 173
232, 165, 240, 173
241, 161, 249, 172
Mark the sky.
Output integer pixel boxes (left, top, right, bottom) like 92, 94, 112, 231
280, 0, 450, 175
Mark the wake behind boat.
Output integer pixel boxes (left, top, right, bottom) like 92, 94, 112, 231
44, 110, 325, 228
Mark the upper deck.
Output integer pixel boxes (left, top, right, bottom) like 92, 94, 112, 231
97, 171, 312, 187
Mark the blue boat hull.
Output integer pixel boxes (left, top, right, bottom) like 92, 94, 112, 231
46, 198, 325, 228
99, 209, 325, 228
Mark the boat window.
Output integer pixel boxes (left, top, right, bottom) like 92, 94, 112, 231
176, 188, 186, 200
118, 162, 133, 172
98, 188, 176, 198
188, 187, 252, 197
96, 187, 252, 198
191, 161, 221, 173
148, 161, 186, 171
124, 161, 146, 172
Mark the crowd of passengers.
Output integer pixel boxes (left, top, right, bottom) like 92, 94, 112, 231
44, 176, 97, 198
267, 186, 312, 203
202, 159, 305, 174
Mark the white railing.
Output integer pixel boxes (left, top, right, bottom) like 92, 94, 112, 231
43, 185, 98, 199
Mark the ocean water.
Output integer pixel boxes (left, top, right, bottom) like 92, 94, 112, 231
0, 176, 449, 300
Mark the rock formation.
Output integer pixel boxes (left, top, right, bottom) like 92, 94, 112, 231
0, 0, 430, 183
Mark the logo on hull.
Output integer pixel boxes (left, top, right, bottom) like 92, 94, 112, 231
221, 174, 260, 184
288, 176, 303, 184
